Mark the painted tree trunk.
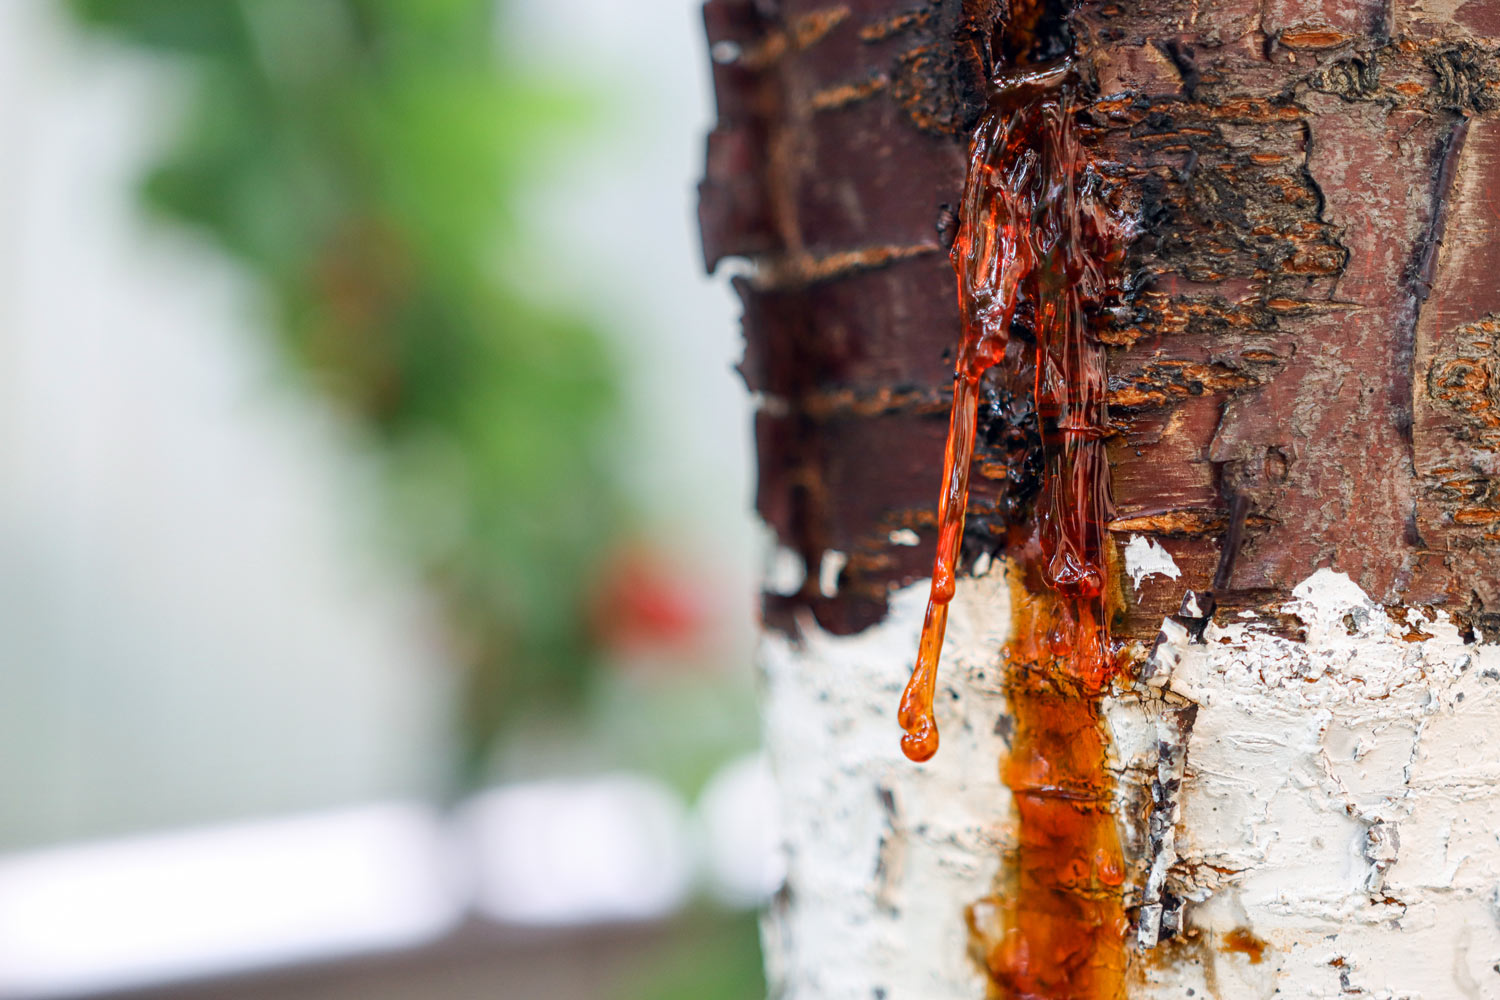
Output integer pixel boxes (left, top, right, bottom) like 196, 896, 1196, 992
701, 0, 1500, 996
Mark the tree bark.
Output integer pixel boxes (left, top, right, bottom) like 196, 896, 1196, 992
701, 0, 1500, 996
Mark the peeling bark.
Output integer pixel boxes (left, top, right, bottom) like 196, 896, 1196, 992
704, 0, 1500, 635
701, 0, 1500, 995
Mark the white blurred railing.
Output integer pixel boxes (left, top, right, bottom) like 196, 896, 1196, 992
0, 757, 780, 999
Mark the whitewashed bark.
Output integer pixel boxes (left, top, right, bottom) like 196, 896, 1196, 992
760, 556, 1500, 999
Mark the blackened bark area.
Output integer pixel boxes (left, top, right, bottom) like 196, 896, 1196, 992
701, 0, 1500, 642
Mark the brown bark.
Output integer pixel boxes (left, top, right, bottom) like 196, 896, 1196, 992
700, 0, 1500, 641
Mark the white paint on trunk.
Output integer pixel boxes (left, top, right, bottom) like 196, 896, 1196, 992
1123, 535, 1182, 589
1137, 568, 1500, 998
760, 562, 1500, 999
767, 546, 807, 597
820, 550, 849, 598
760, 564, 1011, 1000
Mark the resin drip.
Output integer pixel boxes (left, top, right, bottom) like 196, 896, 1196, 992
896, 74, 1130, 999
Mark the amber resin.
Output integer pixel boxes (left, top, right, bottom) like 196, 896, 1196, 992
897, 69, 1131, 999
971, 585, 1128, 999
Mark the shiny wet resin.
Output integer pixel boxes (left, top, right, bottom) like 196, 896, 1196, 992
897, 69, 1131, 999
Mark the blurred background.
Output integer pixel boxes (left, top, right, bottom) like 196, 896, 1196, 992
0, 1, 769, 998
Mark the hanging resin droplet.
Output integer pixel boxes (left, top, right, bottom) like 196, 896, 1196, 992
897, 65, 1134, 1000
899, 75, 1125, 760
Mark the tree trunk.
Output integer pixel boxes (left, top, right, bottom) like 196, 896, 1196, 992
701, 0, 1500, 997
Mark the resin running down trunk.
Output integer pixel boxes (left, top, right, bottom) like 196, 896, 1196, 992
896, 68, 1126, 764
703, 0, 1500, 994
896, 67, 1132, 999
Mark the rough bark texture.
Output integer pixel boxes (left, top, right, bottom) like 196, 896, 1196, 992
701, 0, 1500, 996
701, 0, 1500, 639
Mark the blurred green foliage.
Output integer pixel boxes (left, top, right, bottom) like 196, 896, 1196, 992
70, 0, 628, 779
614, 910, 767, 1000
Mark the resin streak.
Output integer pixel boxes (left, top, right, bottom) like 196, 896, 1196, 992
897, 75, 1131, 999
